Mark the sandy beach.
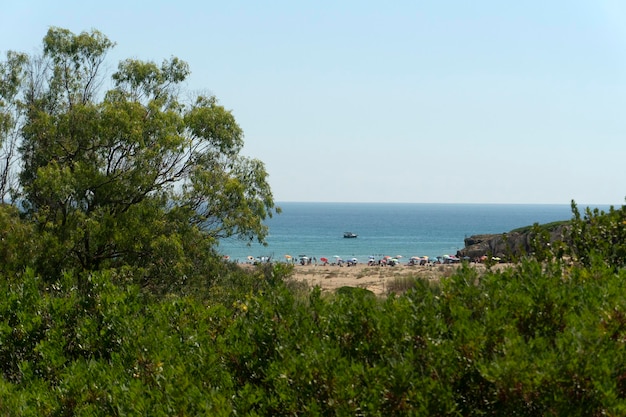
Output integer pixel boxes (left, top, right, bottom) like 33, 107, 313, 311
285, 262, 503, 296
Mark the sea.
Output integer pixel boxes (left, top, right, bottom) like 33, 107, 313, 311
217, 202, 610, 263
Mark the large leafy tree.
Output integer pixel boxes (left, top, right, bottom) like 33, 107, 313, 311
4, 27, 278, 282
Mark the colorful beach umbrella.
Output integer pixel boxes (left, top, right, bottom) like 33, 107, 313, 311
320, 257, 328, 263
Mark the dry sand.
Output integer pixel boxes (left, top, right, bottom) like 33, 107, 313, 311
285, 262, 505, 296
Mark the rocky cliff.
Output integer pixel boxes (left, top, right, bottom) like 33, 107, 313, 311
457, 223, 569, 261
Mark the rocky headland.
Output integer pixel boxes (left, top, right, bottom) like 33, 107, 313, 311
457, 222, 570, 260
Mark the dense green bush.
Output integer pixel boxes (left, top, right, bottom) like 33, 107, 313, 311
2, 259, 626, 415
568, 200, 626, 270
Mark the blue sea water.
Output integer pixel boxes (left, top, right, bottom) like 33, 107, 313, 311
217, 202, 602, 263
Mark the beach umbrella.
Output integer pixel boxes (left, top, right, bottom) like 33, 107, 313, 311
396, 255, 403, 259
351, 257, 358, 262
320, 257, 328, 263
369, 255, 375, 259
410, 256, 420, 260
247, 256, 255, 261
284, 254, 292, 260
333, 255, 341, 259
223, 255, 230, 260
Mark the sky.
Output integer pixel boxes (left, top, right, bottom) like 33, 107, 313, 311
2, 1, 626, 205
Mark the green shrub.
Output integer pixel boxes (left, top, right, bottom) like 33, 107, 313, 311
568, 200, 626, 270
5, 241, 626, 414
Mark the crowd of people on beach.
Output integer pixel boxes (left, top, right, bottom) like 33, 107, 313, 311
230, 252, 491, 266
233, 253, 502, 266
282, 254, 465, 267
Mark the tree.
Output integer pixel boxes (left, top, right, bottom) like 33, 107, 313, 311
0, 50, 28, 202
5, 27, 279, 283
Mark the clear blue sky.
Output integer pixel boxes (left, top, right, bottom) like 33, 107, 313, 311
3, 1, 626, 205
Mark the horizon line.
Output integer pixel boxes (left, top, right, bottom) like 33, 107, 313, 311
274, 200, 618, 206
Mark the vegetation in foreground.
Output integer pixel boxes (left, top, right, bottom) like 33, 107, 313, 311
3, 28, 626, 415
3, 229, 626, 415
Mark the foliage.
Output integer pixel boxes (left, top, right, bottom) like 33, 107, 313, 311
567, 199, 626, 270
1, 27, 278, 285
0, 258, 626, 414
510, 220, 569, 234
0, 204, 38, 275
0, 50, 27, 202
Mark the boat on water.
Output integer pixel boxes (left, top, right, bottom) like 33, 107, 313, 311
343, 232, 358, 238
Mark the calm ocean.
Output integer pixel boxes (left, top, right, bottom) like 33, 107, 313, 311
218, 202, 603, 263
